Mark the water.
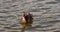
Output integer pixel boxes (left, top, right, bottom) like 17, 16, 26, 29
0, 0, 60, 32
